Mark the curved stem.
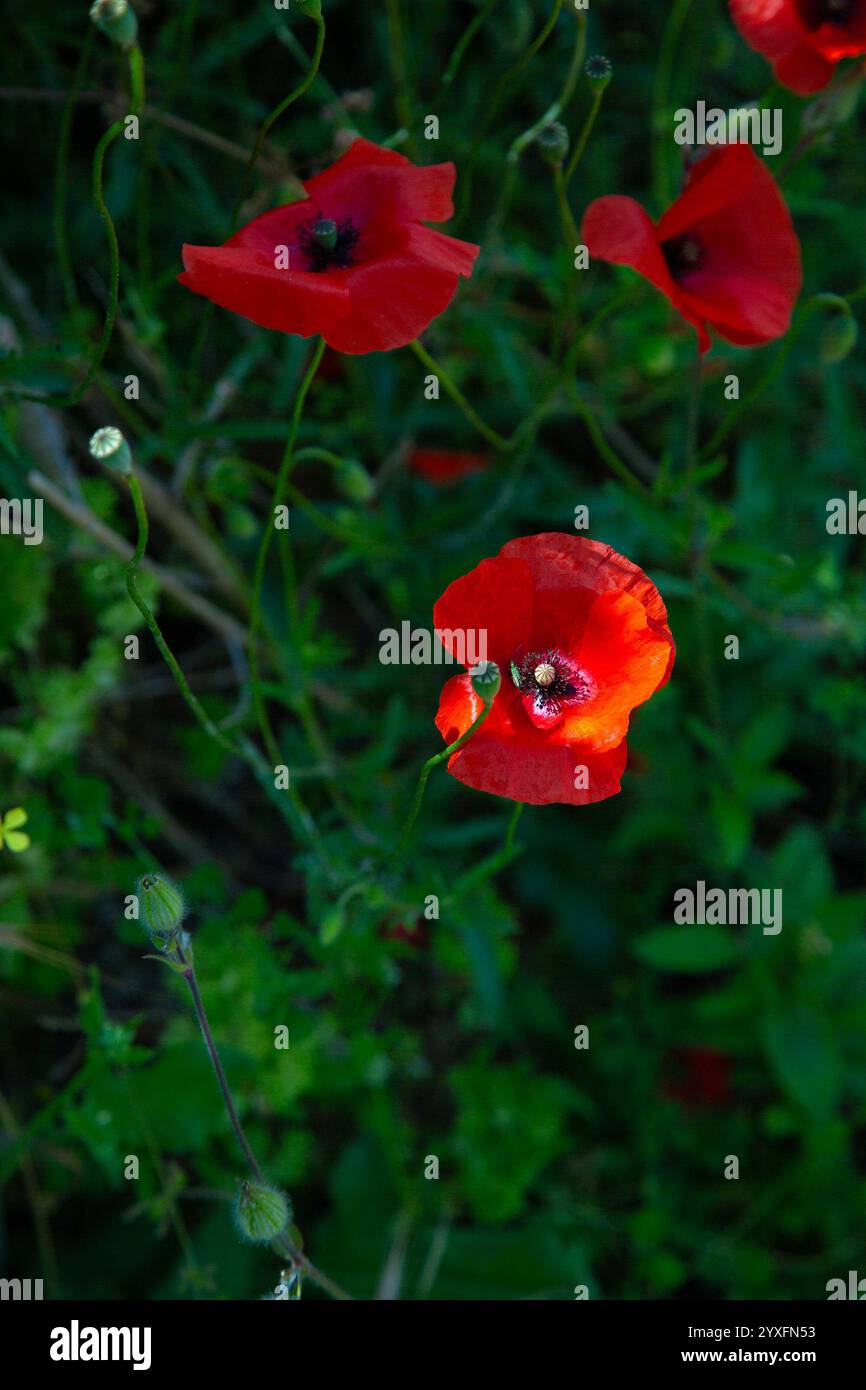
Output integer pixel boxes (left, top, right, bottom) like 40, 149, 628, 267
125, 475, 239, 755
248, 337, 327, 767
563, 82, 606, 188
651, 0, 695, 208
53, 30, 94, 310
179, 953, 352, 1301
18, 44, 145, 406
409, 339, 511, 451
229, 15, 325, 233
397, 700, 494, 860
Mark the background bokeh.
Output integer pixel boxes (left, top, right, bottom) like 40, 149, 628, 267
1, 0, 865, 1300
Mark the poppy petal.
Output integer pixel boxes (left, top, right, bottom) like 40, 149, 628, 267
774, 43, 836, 91
434, 555, 533, 667
582, 196, 676, 302
179, 245, 350, 337
557, 591, 675, 753
304, 137, 458, 224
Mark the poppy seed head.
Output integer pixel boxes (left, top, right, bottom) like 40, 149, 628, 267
299, 212, 360, 271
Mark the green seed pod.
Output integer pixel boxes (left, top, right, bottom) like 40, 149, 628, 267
820, 312, 858, 365
585, 55, 613, 94
470, 660, 501, 705
138, 873, 186, 940
536, 122, 570, 168
89, 0, 138, 50
336, 461, 376, 503
89, 426, 133, 475
235, 1181, 291, 1243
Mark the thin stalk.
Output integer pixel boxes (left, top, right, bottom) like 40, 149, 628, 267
397, 701, 494, 860
409, 339, 511, 451
229, 15, 325, 233
652, 0, 695, 208
248, 337, 327, 767
176, 948, 351, 1301
53, 30, 94, 310
563, 80, 606, 188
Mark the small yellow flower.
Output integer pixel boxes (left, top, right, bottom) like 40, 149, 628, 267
0, 808, 31, 853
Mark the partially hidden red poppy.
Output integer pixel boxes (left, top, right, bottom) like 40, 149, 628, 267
179, 139, 480, 354
730, 0, 866, 93
433, 534, 675, 806
582, 145, 802, 353
409, 448, 488, 486
663, 1047, 731, 1107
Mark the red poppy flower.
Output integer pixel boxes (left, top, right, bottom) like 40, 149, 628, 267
730, 0, 866, 93
179, 139, 480, 354
582, 145, 801, 353
409, 448, 488, 486
433, 534, 675, 806
663, 1047, 731, 1107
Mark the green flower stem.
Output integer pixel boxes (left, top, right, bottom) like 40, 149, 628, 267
20, 42, 145, 407
128, 42, 146, 110
554, 162, 581, 254
176, 947, 351, 1301
458, 0, 564, 223
445, 802, 524, 904
229, 13, 325, 233
124, 472, 336, 875
509, 12, 586, 164
397, 701, 494, 861
248, 336, 327, 769
437, 0, 505, 99
125, 475, 239, 755
386, 0, 413, 150
53, 30, 94, 310
563, 78, 607, 188
651, 0, 695, 208
181, 961, 265, 1182
563, 385, 648, 493
409, 339, 512, 452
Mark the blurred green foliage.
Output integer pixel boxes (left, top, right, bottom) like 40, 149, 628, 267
1, 0, 865, 1300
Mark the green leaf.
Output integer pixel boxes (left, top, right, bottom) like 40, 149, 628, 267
764, 1008, 841, 1122
632, 926, 739, 973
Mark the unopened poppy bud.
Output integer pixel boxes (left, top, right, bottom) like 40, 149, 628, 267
138, 873, 186, 940
470, 660, 501, 704
536, 122, 569, 168
234, 1181, 290, 1243
820, 312, 858, 364
89, 426, 133, 475
337, 460, 375, 503
585, 55, 613, 94
89, 0, 138, 50
311, 218, 339, 254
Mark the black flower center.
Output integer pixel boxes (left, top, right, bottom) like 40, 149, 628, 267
298, 213, 360, 271
661, 233, 705, 280
799, 0, 855, 25
511, 648, 592, 725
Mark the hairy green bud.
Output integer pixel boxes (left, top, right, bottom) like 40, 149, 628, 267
235, 1181, 291, 1243
138, 873, 186, 940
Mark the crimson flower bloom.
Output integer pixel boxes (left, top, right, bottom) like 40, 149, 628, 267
179, 139, 479, 354
730, 0, 866, 93
409, 448, 488, 486
433, 534, 675, 806
582, 145, 801, 353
